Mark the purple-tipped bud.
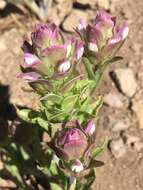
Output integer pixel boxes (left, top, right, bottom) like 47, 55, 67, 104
71, 159, 84, 173
56, 128, 88, 160
17, 72, 41, 82
84, 119, 95, 136
22, 53, 41, 68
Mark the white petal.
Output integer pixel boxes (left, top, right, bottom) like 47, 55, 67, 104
59, 61, 71, 73
71, 161, 84, 173
88, 42, 98, 52
77, 47, 84, 60
122, 26, 129, 40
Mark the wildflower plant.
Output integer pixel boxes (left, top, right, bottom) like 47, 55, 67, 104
1, 10, 128, 190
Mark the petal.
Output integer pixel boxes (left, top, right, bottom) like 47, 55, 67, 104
95, 10, 114, 27
88, 42, 98, 52
64, 139, 87, 159
78, 19, 87, 30
22, 41, 33, 53
58, 60, 71, 73
85, 119, 95, 136
108, 22, 129, 45
22, 53, 41, 68
71, 159, 84, 173
17, 72, 41, 82
42, 45, 67, 62
75, 41, 84, 60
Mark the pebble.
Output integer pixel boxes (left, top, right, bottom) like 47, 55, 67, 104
132, 101, 143, 129
109, 138, 127, 158
97, 0, 110, 10
112, 120, 130, 132
104, 92, 123, 108
0, 38, 7, 52
111, 68, 137, 97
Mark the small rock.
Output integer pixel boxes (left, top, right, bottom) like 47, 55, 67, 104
104, 92, 123, 108
109, 138, 126, 158
97, 0, 110, 10
134, 141, 143, 152
111, 68, 137, 97
112, 120, 130, 132
62, 10, 88, 32
132, 101, 143, 129
0, 38, 7, 52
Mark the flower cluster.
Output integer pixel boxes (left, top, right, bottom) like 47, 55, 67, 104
17, 10, 128, 190
18, 23, 84, 93
77, 10, 129, 63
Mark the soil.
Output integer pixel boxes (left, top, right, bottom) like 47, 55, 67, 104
0, 0, 143, 189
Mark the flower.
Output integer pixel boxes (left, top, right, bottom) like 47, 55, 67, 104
71, 159, 84, 173
18, 23, 84, 92
55, 119, 96, 162
76, 10, 129, 62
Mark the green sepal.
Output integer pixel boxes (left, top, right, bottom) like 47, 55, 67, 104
50, 183, 63, 190
91, 140, 107, 158
83, 57, 95, 80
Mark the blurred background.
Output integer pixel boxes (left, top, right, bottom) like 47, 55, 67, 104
0, 0, 143, 189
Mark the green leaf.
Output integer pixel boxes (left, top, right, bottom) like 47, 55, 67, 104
36, 117, 49, 131
17, 108, 31, 122
40, 93, 62, 104
92, 96, 103, 116
50, 183, 63, 190
61, 95, 78, 112
83, 57, 95, 80
92, 140, 107, 158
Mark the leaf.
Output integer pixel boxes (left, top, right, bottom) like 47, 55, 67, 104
36, 117, 49, 131
92, 96, 103, 116
61, 95, 78, 112
17, 108, 31, 122
83, 57, 95, 80
50, 183, 63, 190
89, 160, 104, 168
40, 93, 62, 103
92, 140, 107, 158
108, 56, 123, 64
69, 177, 76, 190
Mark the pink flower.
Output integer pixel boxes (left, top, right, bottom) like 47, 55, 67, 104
56, 128, 88, 160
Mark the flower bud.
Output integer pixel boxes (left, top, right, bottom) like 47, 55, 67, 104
71, 159, 84, 173
84, 119, 95, 136
31, 23, 60, 49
